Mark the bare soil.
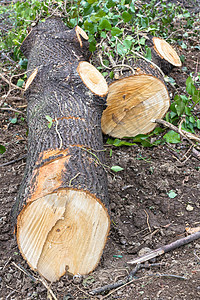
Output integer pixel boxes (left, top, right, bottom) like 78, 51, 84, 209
0, 2, 200, 299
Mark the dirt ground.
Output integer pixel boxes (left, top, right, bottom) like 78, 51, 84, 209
0, 2, 200, 300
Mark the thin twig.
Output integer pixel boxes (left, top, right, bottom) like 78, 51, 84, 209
0, 155, 27, 167
11, 262, 37, 283
115, 37, 165, 78
144, 209, 151, 233
152, 118, 200, 144
90, 264, 142, 296
12, 262, 58, 300
128, 231, 200, 265
0, 107, 25, 115
112, 64, 135, 75
55, 117, 63, 149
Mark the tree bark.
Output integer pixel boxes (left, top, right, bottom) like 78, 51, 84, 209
12, 17, 109, 283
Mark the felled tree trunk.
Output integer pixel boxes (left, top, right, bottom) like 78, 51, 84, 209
101, 36, 182, 139
12, 17, 109, 283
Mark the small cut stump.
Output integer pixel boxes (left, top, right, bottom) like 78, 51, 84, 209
12, 18, 109, 282
101, 36, 181, 138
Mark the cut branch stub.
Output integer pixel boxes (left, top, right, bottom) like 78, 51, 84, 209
101, 74, 170, 138
77, 61, 108, 97
12, 17, 109, 282
146, 36, 182, 74
153, 37, 182, 67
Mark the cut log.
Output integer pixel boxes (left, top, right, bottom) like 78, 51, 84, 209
146, 36, 182, 74
101, 63, 170, 139
12, 17, 109, 282
101, 36, 181, 139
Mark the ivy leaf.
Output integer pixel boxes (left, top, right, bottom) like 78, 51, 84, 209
0, 145, 6, 154
10, 117, 18, 124
111, 27, 122, 36
117, 43, 127, 55
84, 20, 97, 34
87, 0, 97, 4
107, 138, 136, 147
99, 19, 112, 31
167, 190, 177, 199
163, 130, 181, 143
175, 99, 185, 116
122, 11, 132, 23
197, 119, 200, 129
145, 47, 151, 60
111, 165, 124, 172
123, 39, 132, 50
17, 79, 24, 87
45, 115, 53, 128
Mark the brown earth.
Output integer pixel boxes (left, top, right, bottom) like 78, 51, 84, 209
0, 5, 200, 300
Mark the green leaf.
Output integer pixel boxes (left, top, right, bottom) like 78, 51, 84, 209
100, 31, 107, 38
197, 119, 200, 129
122, 11, 132, 23
99, 19, 112, 31
167, 190, 177, 199
181, 42, 187, 49
111, 27, 122, 36
17, 79, 24, 87
107, 138, 136, 147
145, 47, 151, 60
175, 99, 185, 116
139, 37, 146, 45
111, 165, 124, 172
109, 71, 114, 79
87, 0, 97, 4
84, 20, 97, 34
189, 116, 195, 124
0, 145, 6, 154
10, 117, 18, 124
90, 9, 106, 22
163, 130, 181, 143
186, 82, 196, 96
123, 39, 132, 50
89, 39, 97, 51
45, 115, 53, 128
117, 43, 127, 56
106, 0, 116, 8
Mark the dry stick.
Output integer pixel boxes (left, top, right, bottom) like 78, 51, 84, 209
144, 209, 151, 233
90, 263, 163, 297
12, 262, 58, 300
152, 118, 200, 160
153, 118, 200, 144
0, 107, 25, 115
11, 262, 37, 283
89, 264, 142, 296
127, 231, 200, 265
0, 155, 27, 167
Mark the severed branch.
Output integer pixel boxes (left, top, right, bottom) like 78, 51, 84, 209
89, 264, 142, 295
152, 118, 200, 160
127, 231, 200, 265
0, 154, 27, 168
89, 263, 162, 296
152, 118, 200, 144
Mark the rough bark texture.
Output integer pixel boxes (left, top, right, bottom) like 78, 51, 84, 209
12, 17, 110, 281
12, 62, 108, 218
